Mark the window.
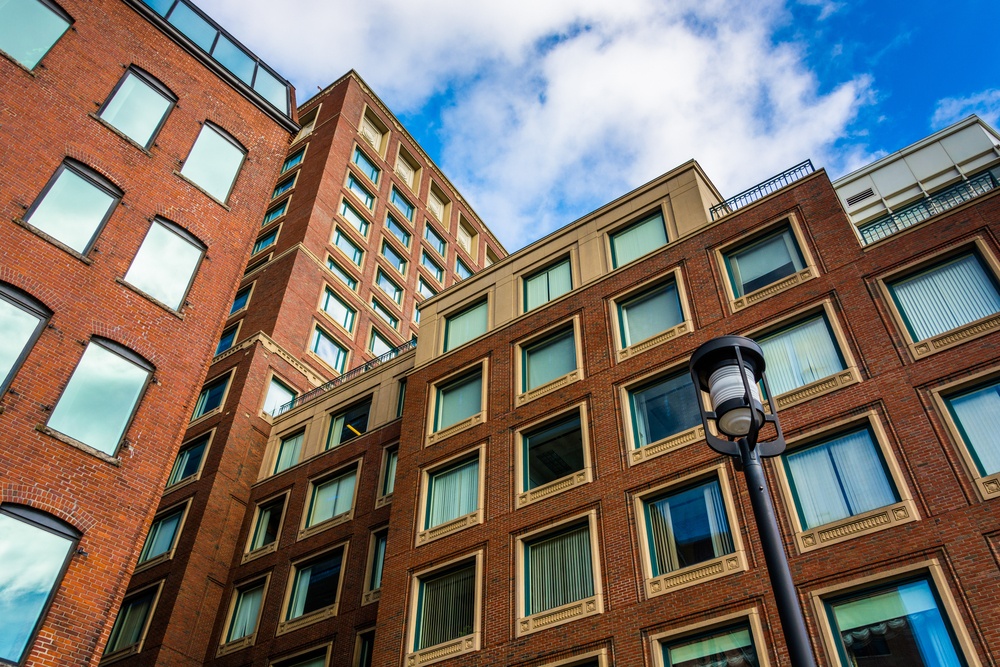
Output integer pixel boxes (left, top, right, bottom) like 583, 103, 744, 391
124, 219, 205, 309
277, 650, 327, 667
0, 504, 78, 665
283, 546, 344, 625
522, 327, 577, 392
0, 0, 71, 70
293, 107, 318, 143
359, 110, 386, 153
455, 258, 473, 280
413, 562, 477, 652
99, 68, 175, 148
137, 506, 184, 565
104, 585, 157, 658
167, 433, 208, 487
224, 581, 265, 644
433, 370, 483, 433
424, 456, 479, 531
381, 448, 398, 497
180, 122, 246, 203
396, 380, 407, 418
367, 529, 387, 594
333, 230, 364, 266
326, 256, 358, 290
245, 253, 269, 275
725, 226, 805, 297
523, 523, 595, 617
522, 413, 585, 493
327, 399, 370, 449
321, 288, 355, 331
0, 284, 49, 395
887, 253, 1000, 342
263, 201, 287, 225
340, 199, 370, 235
386, 214, 411, 247
306, 468, 357, 528
413, 305, 421, 324
390, 187, 414, 221
627, 373, 701, 450
610, 212, 668, 268
825, 578, 966, 667
247, 496, 284, 554
783, 427, 898, 529
421, 251, 444, 282
24, 160, 121, 254
485, 247, 500, 267
272, 175, 295, 199
311, 328, 347, 373
347, 174, 375, 209
215, 324, 238, 356
395, 146, 419, 187
375, 269, 402, 304
371, 299, 399, 329
417, 277, 437, 299
642, 478, 735, 577
381, 241, 407, 274
353, 147, 380, 183
457, 217, 477, 258
369, 329, 393, 357
944, 379, 1000, 478
525, 259, 571, 311
444, 301, 487, 352
424, 224, 446, 255
757, 313, 845, 395
661, 624, 760, 667
281, 148, 304, 173
192, 373, 229, 420
617, 280, 683, 348
264, 378, 296, 418
230, 284, 252, 314
427, 189, 446, 221
48, 339, 151, 455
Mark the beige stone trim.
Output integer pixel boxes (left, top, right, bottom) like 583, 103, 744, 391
395, 143, 422, 192
405, 551, 483, 667
351, 630, 375, 667
876, 237, 1000, 360
809, 559, 983, 667
649, 608, 771, 667
162, 427, 217, 495
514, 316, 584, 407
132, 498, 192, 573
714, 213, 818, 313
217, 573, 271, 656
514, 402, 593, 509
269, 642, 332, 667
213, 331, 325, 386
359, 105, 389, 156
426, 359, 489, 446
362, 527, 388, 605
633, 465, 747, 598
416, 444, 485, 546
612, 266, 694, 362
537, 648, 609, 667
929, 365, 1000, 501
276, 541, 350, 635
773, 410, 919, 554
242, 490, 290, 564
99, 581, 164, 665
515, 510, 604, 637
298, 460, 363, 541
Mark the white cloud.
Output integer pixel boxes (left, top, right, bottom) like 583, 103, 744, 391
932, 89, 1000, 130
197, 0, 873, 249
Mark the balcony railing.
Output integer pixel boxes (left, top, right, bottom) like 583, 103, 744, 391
275, 339, 417, 416
858, 170, 999, 245
710, 160, 815, 220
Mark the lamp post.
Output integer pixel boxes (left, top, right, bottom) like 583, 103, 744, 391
689, 336, 818, 667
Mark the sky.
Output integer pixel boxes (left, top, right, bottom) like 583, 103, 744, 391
197, 0, 1000, 251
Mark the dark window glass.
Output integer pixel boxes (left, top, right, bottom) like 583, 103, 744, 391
523, 414, 584, 490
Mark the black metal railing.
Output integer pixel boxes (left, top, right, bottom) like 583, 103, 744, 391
275, 339, 417, 416
710, 160, 815, 220
858, 170, 999, 245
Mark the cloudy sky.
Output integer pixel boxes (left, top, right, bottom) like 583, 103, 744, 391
198, 0, 999, 251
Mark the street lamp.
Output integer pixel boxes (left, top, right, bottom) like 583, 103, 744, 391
689, 335, 818, 667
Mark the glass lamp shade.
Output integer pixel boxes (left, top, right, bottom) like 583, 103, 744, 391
708, 364, 764, 437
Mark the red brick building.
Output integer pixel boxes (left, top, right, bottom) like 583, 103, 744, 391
0, 1, 296, 666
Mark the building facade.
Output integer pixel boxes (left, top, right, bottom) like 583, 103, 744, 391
0, 1, 297, 666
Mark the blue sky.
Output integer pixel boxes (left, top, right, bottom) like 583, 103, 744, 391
198, 0, 1000, 251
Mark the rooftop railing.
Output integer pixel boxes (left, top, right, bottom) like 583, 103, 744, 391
858, 170, 999, 246
274, 339, 417, 416
710, 160, 815, 220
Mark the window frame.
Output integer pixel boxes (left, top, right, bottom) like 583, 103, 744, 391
101, 581, 163, 663
179, 121, 247, 205
309, 324, 349, 374
442, 298, 490, 353
932, 366, 1000, 501
611, 268, 692, 362
134, 499, 191, 571
420, 251, 445, 283
242, 490, 289, 563
0, 282, 50, 396
339, 198, 371, 236
650, 609, 771, 667
271, 173, 297, 199
122, 218, 206, 312
416, 444, 485, 545
423, 223, 446, 256
522, 256, 573, 313
608, 208, 669, 269
0, 0, 73, 71
326, 397, 372, 450
381, 239, 408, 275
229, 282, 254, 316
620, 362, 704, 467
326, 255, 359, 291
270, 644, 332, 667
190, 370, 234, 424
457, 215, 479, 261
280, 146, 306, 174
218, 575, 270, 656
386, 213, 412, 247
514, 317, 583, 407
352, 145, 380, 184
276, 541, 350, 634
390, 187, 414, 221
272, 429, 304, 474
514, 403, 592, 508
164, 430, 214, 492
368, 327, 395, 357
216, 322, 241, 356
455, 257, 473, 281
633, 466, 746, 599
375, 444, 398, 508
514, 510, 603, 637
773, 411, 918, 552
405, 551, 483, 666
292, 105, 319, 145
332, 227, 364, 267
395, 144, 421, 190
417, 276, 437, 299
374, 268, 403, 304
262, 199, 288, 226
97, 66, 176, 149
319, 285, 357, 333
299, 460, 362, 540
362, 527, 389, 605
370, 298, 400, 330
426, 360, 488, 446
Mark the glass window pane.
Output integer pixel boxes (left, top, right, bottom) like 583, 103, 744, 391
727, 228, 804, 296
125, 221, 203, 309
947, 380, 1000, 476
455, 258, 473, 280
369, 531, 387, 591
340, 200, 370, 235
180, 125, 245, 202
334, 231, 363, 266
435, 372, 482, 431
371, 299, 399, 329
281, 149, 303, 173
216, 325, 238, 355
212, 34, 254, 83
263, 379, 295, 418
167, 434, 208, 486
0, 0, 70, 70
312, 330, 347, 372
418, 278, 437, 299
249, 498, 283, 551
327, 400, 370, 449
106, 588, 155, 653
417, 565, 475, 650
226, 584, 263, 642
524, 329, 576, 391
376, 270, 402, 303
382, 241, 407, 272
629, 374, 701, 448
272, 176, 295, 199
524, 415, 584, 490
421, 251, 444, 282
192, 375, 228, 418
230, 285, 251, 313
424, 225, 445, 254
0, 293, 44, 391
663, 625, 759, 667
138, 509, 182, 563
287, 549, 343, 619
370, 330, 392, 357
353, 147, 380, 183
525, 260, 572, 311
347, 174, 375, 208
390, 188, 414, 220
619, 282, 683, 347
167, 1, 216, 52
322, 288, 355, 330
611, 213, 667, 268
426, 459, 479, 528
252, 66, 287, 113
327, 257, 358, 289
387, 215, 410, 246
526, 525, 593, 614
308, 471, 356, 526
444, 302, 487, 351
382, 449, 398, 496
644, 479, 734, 576
27, 166, 117, 253
48, 343, 149, 454
757, 314, 845, 395
99, 71, 173, 147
